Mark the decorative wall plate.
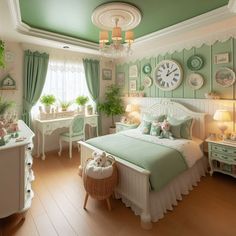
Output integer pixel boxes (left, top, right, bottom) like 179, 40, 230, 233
188, 73, 204, 90
187, 55, 204, 71
143, 76, 152, 88
154, 60, 183, 91
142, 64, 152, 74
0, 74, 16, 89
215, 67, 235, 87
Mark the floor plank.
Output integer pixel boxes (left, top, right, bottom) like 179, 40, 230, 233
1, 149, 236, 236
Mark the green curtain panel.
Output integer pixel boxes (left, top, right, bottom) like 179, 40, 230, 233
22, 50, 49, 127
82, 58, 101, 134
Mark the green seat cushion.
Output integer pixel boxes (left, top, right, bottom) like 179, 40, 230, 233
61, 131, 83, 138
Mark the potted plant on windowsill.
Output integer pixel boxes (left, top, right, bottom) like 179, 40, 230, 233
75, 96, 89, 114
60, 100, 72, 112
98, 84, 125, 133
40, 94, 56, 113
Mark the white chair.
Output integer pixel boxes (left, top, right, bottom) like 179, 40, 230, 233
58, 115, 85, 158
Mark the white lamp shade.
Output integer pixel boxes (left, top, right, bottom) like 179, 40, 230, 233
213, 110, 231, 121
125, 104, 132, 112
125, 104, 139, 112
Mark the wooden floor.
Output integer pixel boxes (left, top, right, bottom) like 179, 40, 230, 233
1, 149, 236, 236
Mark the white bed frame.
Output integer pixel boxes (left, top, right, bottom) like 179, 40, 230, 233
78, 101, 206, 229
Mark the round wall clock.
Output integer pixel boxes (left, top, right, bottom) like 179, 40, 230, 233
188, 73, 204, 90
154, 60, 183, 91
142, 64, 152, 74
143, 76, 152, 88
215, 67, 235, 87
187, 55, 204, 71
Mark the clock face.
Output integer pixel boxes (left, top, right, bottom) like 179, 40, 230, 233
154, 60, 183, 91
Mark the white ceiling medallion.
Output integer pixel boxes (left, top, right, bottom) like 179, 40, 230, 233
91, 2, 142, 31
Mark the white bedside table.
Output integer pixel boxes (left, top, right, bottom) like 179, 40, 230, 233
206, 138, 236, 178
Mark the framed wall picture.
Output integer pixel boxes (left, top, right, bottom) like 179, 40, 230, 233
129, 65, 138, 78
129, 80, 137, 91
0, 74, 16, 90
102, 69, 112, 80
116, 72, 125, 87
214, 53, 229, 64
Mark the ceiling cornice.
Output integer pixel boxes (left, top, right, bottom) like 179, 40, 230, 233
6, 0, 236, 58
135, 5, 235, 45
8, 0, 99, 54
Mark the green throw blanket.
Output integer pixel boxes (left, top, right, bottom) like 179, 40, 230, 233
86, 133, 188, 191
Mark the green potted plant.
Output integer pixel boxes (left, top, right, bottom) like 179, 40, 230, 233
60, 100, 72, 112
0, 96, 14, 119
0, 40, 5, 68
75, 96, 89, 114
98, 84, 125, 133
40, 94, 56, 113
86, 104, 93, 115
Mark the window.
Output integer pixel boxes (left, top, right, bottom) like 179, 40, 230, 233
32, 57, 91, 115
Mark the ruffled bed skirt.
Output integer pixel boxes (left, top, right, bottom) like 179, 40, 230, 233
115, 157, 208, 222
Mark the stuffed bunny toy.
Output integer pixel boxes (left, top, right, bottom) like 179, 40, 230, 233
159, 120, 175, 140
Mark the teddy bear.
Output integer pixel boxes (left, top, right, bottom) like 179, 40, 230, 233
92, 151, 108, 167
159, 119, 175, 140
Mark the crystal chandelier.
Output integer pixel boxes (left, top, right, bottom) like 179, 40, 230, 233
92, 2, 142, 58
99, 18, 134, 57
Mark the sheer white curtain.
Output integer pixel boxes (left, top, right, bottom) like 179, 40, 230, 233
32, 57, 91, 114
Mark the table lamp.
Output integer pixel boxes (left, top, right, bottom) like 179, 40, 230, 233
125, 104, 139, 123
213, 109, 231, 135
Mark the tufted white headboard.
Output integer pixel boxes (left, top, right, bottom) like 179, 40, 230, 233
143, 100, 207, 140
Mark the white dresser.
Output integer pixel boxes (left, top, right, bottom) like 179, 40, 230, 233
0, 120, 35, 219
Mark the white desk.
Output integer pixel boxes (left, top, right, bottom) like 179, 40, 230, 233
35, 115, 98, 160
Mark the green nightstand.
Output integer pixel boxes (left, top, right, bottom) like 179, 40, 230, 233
115, 122, 139, 133
206, 138, 236, 178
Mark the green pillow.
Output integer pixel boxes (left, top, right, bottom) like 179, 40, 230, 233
142, 113, 166, 122
138, 113, 166, 130
167, 116, 193, 139
140, 120, 151, 134
150, 121, 161, 136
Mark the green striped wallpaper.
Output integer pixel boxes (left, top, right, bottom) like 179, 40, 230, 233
116, 38, 236, 99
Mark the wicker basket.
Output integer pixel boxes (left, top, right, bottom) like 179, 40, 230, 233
83, 155, 118, 200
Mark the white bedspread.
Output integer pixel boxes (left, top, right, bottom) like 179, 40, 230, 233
120, 129, 203, 168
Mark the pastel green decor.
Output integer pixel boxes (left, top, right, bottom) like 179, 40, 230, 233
22, 50, 49, 127
40, 94, 56, 106
142, 114, 166, 122
116, 38, 236, 100
86, 133, 188, 191
167, 116, 193, 139
141, 120, 151, 134
19, 0, 228, 44
82, 59, 100, 105
150, 121, 161, 136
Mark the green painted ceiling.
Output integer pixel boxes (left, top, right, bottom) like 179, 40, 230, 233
19, 0, 229, 44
